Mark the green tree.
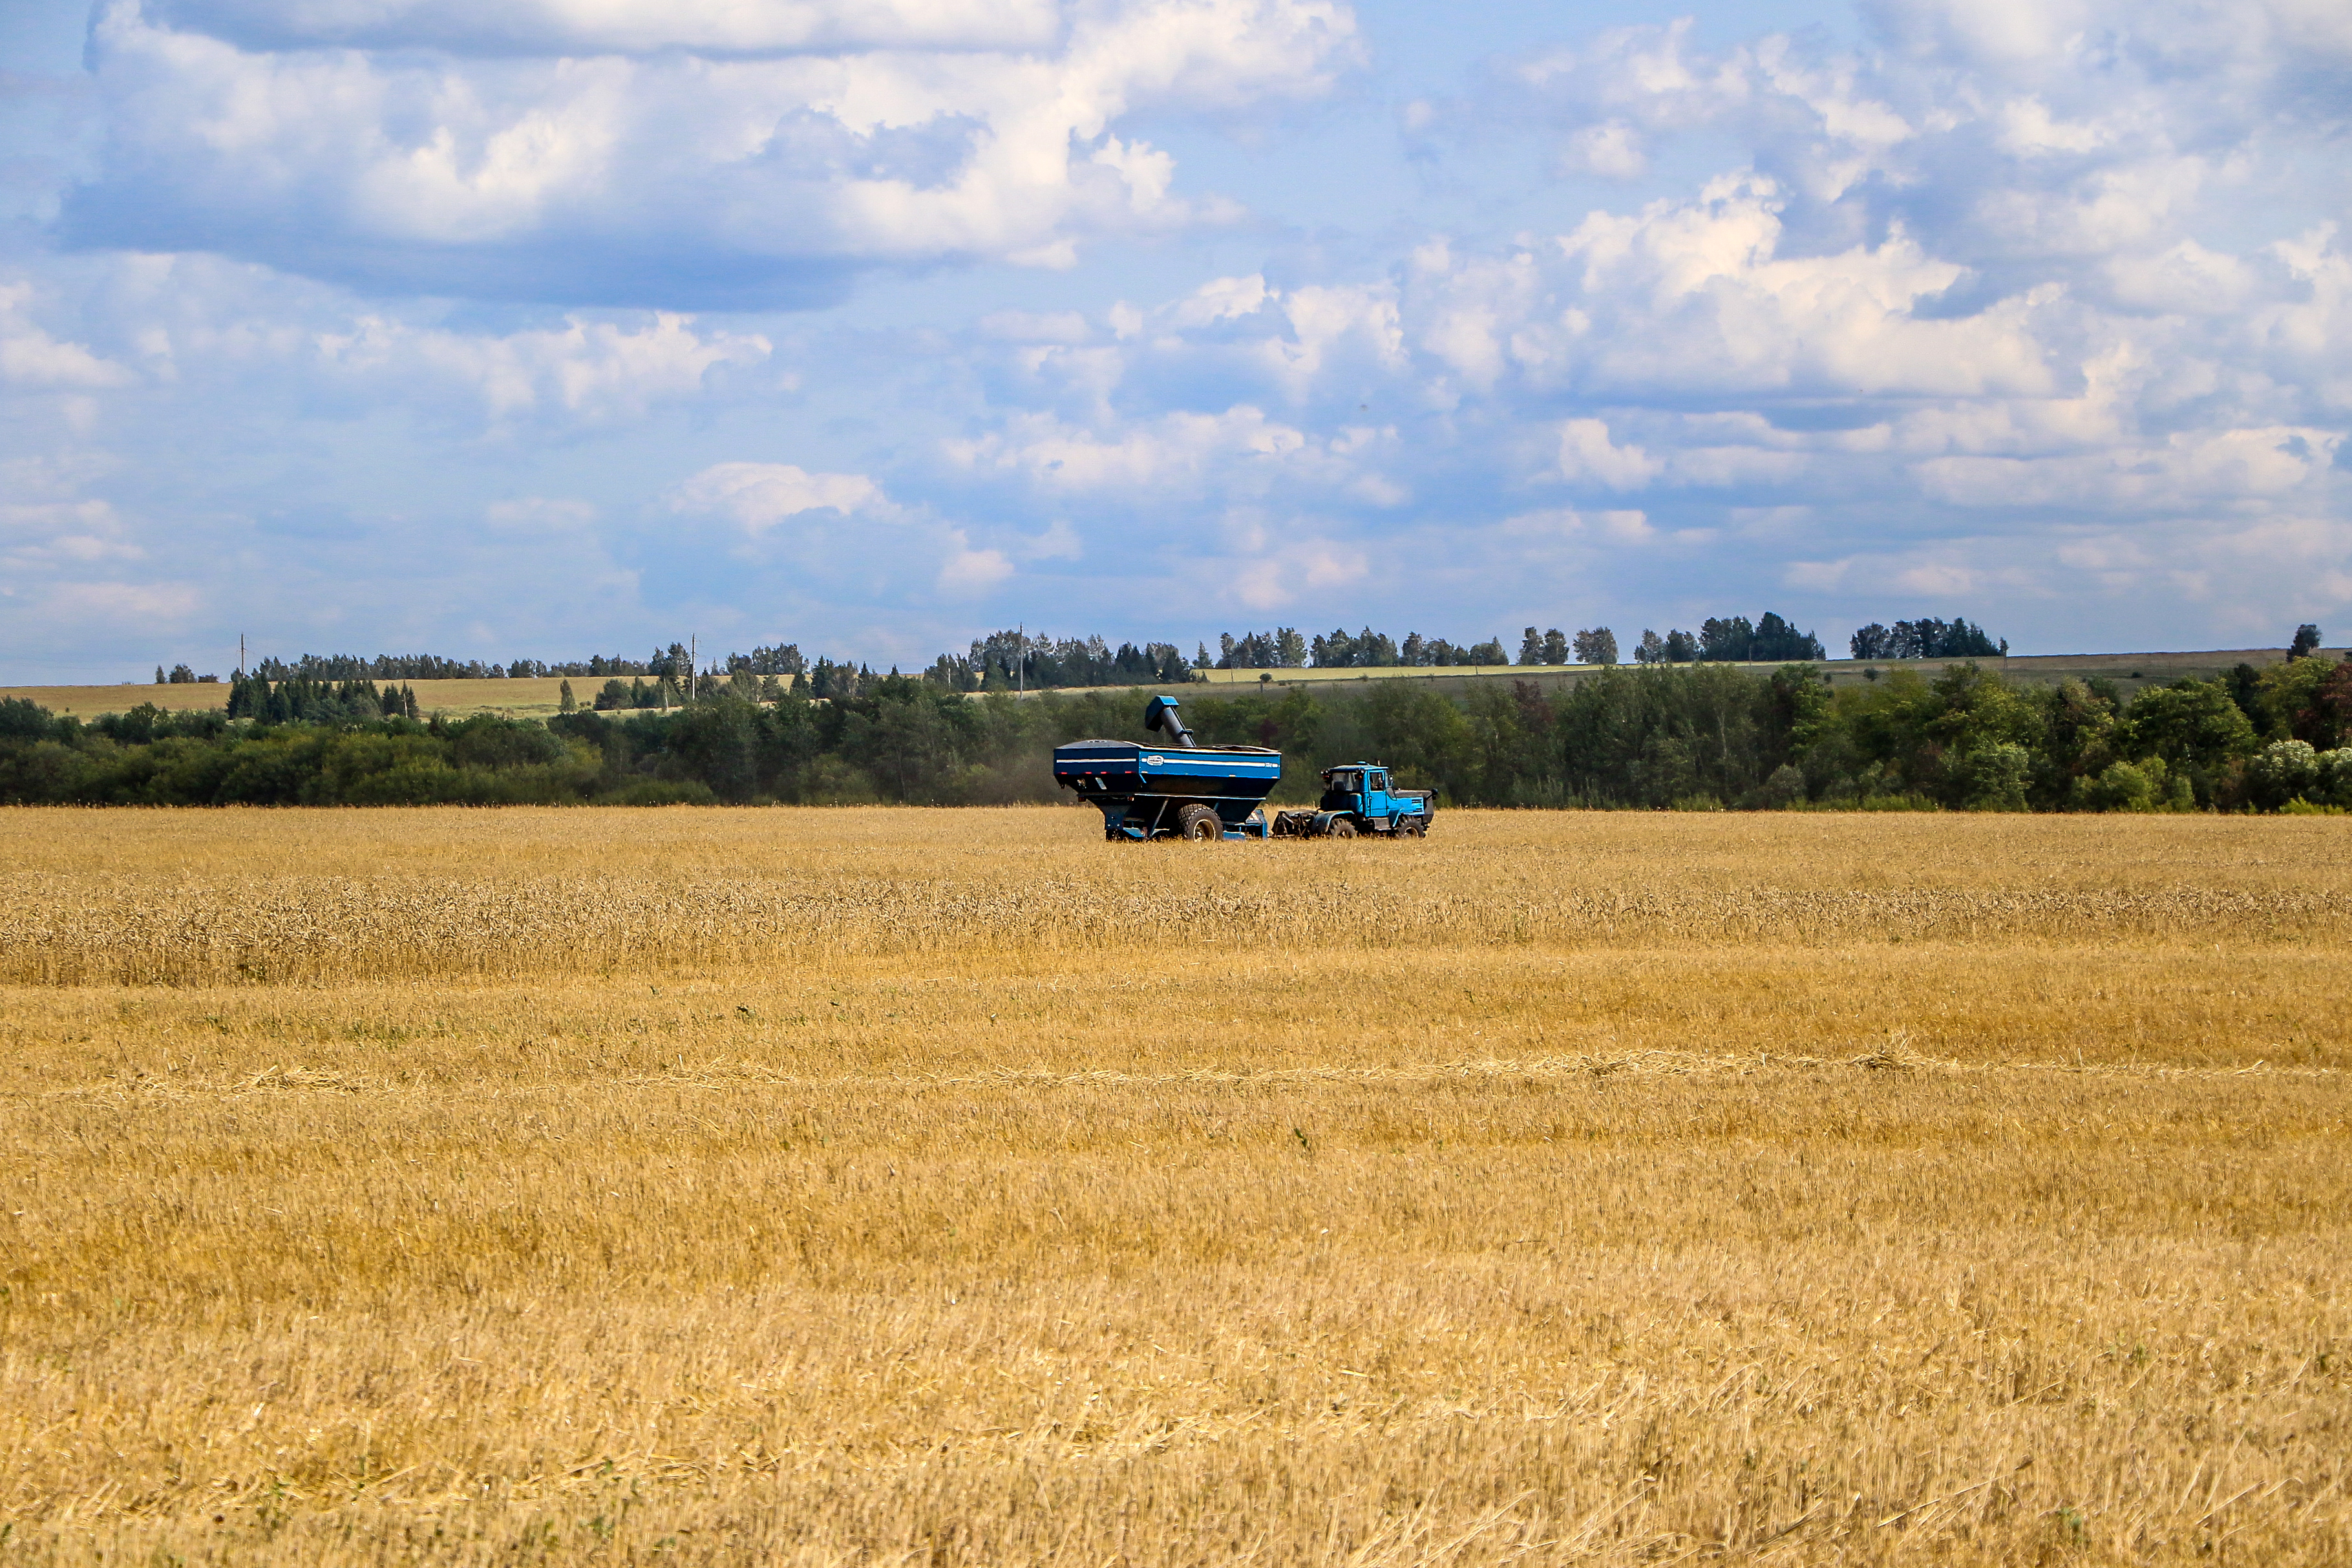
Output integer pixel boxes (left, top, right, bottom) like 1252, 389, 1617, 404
1764, 664, 1834, 797
2123, 679, 2258, 804
1554, 664, 1772, 807
2074, 756, 2188, 812
1362, 683, 1476, 801
1832, 667, 1946, 797
1958, 742, 2030, 810
2256, 655, 2352, 747
1698, 617, 1753, 662
2033, 677, 2126, 805
2247, 739, 2322, 810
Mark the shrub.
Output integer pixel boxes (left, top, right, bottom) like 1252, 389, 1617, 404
2247, 739, 2322, 811
796, 756, 880, 805
0, 697, 57, 741
1959, 742, 2031, 811
595, 779, 718, 806
2075, 756, 2190, 813
446, 716, 571, 771
2317, 748, 2352, 808
1755, 763, 1808, 809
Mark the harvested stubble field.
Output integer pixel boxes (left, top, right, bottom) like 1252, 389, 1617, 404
2, 807, 2349, 1566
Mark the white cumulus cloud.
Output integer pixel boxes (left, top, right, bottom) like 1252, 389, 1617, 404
149, 0, 1066, 54
67, 0, 1361, 304
1554, 418, 1660, 490
667, 463, 887, 532
0, 284, 136, 391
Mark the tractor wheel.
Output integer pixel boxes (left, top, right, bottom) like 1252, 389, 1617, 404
1175, 804, 1223, 841
1329, 818, 1358, 839
1401, 819, 1426, 838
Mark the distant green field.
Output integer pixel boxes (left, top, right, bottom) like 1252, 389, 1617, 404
0, 677, 580, 719
3, 646, 2334, 720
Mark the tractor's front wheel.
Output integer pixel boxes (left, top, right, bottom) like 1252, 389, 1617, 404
1175, 804, 1224, 841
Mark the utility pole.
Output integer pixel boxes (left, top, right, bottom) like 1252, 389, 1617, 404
238, 634, 246, 677
690, 634, 697, 703
1017, 622, 1024, 695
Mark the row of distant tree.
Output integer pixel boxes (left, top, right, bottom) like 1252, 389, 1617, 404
149, 613, 2030, 695
1848, 618, 2005, 661
222, 673, 422, 725
592, 657, 871, 710
1197, 613, 1833, 670
1206, 628, 1517, 669
247, 652, 656, 681
26, 641, 2352, 813
158, 652, 658, 684
153, 635, 1187, 695
931, 632, 1193, 692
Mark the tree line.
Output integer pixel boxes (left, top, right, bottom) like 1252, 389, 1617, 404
11, 650, 2349, 812
1631, 614, 1828, 664
225, 673, 422, 724
1847, 618, 2004, 661
1201, 611, 1831, 672
147, 609, 2018, 694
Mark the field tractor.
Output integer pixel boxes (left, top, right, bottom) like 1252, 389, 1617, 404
1269, 763, 1433, 839
1052, 696, 1435, 841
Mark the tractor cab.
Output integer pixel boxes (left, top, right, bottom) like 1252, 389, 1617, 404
1320, 765, 1394, 818
1273, 760, 1434, 838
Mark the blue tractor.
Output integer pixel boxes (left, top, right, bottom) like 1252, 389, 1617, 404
1271, 762, 1434, 839
1052, 696, 1434, 841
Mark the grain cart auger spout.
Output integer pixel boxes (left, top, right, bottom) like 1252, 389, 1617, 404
1052, 697, 1436, 842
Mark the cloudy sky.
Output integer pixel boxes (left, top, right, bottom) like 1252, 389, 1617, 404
3, 0, 2349, 678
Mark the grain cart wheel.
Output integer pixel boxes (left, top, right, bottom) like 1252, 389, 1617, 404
1329, 818, 1358, 838
1175, 803, 1223, 841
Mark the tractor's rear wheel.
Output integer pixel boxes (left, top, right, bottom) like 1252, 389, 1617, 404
1175, 804, 1223, 841
1329, 818, 1358, 839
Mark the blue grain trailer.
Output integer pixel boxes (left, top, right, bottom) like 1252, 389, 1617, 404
1052, 696, 1435, 841
1052, 697, 1281, 840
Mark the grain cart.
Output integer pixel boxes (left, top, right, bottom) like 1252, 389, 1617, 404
1052, 696, 1282, 840
1269, 763, 1435, 838
1053, 697, 1436, 841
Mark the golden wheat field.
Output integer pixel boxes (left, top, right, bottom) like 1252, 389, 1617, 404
3, 805, 2349, 1566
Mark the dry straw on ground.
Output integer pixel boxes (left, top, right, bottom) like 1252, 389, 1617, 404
2, 806, 2348, 1565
